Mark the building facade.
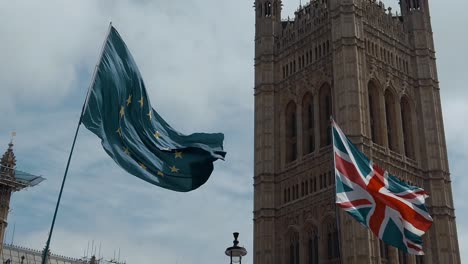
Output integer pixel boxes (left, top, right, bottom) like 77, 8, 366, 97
1, 244, 125, 264
0, 142, 123, 264
2, 244, 84, 264
0, 140, 45, 258
253, 0, 460, 263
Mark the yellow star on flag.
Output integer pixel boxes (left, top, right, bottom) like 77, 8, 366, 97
154, 131, 161, 139
157, 171, 164, 177
170, 165, 179, 173
119, 106, 125, 118
175, 151, 183, 159
116, 127, 122, 137
126, 94, 132, 106
139, 162, 147, 170
147, 110, 152, 120
123, 147, 130, 155
138, 96, 144, 107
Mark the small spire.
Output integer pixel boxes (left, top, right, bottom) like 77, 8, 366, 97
10, 131, 16, 146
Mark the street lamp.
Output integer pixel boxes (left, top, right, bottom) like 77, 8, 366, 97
225, 232, 247, 264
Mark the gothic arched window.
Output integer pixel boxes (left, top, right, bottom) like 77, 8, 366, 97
398, 249, 408, 264
302, 93, 315, 155
324, 221, 340, 261
307, 226, 319, 264
290, 242, 294, 264
401, 96, 415, 159
416, 255, 425, 264
319, 84, 333, 147
286, 101, 297, 162
409, 0, 421, 10
384, 89, 398, 152
288, 231, 300, 264
295, 239, 300, 264
368, 80, 384, 145
265, 2, 272, 17
379, 240, 390, 263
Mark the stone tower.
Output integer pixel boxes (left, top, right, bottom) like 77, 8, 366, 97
0, 140, 42, 255
0, 142, 17, 252
253, 0, 461, 263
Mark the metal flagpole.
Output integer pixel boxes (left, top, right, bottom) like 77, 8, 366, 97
330, 117, 344, 264
41, 22, 113, 264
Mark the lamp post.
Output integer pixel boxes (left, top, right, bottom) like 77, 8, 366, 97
225, 232, 247, 264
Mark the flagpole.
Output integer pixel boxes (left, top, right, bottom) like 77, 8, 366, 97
41, 22, 113, 264
330, 117, 344, 264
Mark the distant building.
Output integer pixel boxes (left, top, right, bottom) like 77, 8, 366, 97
0, 141, 44, 255
0, 142, 124, 264
2, 244, 84, 264
1, 244, 126, 264
253, 0, 461, 263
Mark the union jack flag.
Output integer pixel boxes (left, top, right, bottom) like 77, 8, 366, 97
332, 120, 433, 255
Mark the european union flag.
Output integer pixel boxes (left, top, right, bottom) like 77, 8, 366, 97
82, 26, 226, 192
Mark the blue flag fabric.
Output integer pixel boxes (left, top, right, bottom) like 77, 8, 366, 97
82, 26, 226, 192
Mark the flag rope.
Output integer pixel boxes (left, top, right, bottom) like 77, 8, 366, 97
41, 22, 113, 264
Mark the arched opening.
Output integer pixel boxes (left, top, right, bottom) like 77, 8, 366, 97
384, 89, 398, 152
265, 2, 272, 17
287, 231, 300, 264
401, 96, 415, 159
273, 1, 278, 16
302, 93, 315, 155
368, 80, 384, 145
319, 84, 332, 147
324, 220, 340, 262
408, 0, 421, 10
286, 101, 297, 162
306, 226, 319, 264
416, 255, 425, 264
379, 240, 390, 263
257, 2, 262, 17
398, 249, 408, 264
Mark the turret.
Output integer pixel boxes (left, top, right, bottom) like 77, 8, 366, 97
0, 142, 16, 255
0, 141, 16, 179
253, 1, 282, 264
400, 0, 430, 15
0, 138, 44, 256
400, 0, 432, 32
254, 0, 281, 59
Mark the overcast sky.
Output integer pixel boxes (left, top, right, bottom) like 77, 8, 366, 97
0, 0, 466, 263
